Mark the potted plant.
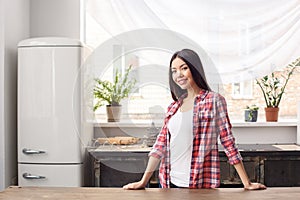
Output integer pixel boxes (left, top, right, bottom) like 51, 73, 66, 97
93, 65, 136, 122
256, 58, 300, 122
244, 104, 259, 122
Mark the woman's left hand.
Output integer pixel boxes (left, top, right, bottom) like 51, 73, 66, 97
244, 182, 267, 190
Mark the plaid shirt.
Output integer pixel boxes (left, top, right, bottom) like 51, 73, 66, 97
149, 90, 242, 188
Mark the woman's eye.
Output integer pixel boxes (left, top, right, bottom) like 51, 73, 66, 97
171, 70, 177, 74
182, 66, 188, 70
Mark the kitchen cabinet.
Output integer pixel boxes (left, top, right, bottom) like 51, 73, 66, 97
220, 156, 261, 187
264, 158, 300, 186
219, 144, 300, 187
87, 148, 158, 187
91, 152, 148, 187
88, 144, 300, 187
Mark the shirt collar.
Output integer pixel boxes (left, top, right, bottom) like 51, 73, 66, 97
195, 89, 209, 101
166, 89, 209, 117
179, 89, 209, 102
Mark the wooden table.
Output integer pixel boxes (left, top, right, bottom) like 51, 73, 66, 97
1, 186, 300, 200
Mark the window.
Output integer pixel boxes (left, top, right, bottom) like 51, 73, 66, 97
84, 4, 174, 120
83, 1, 299, 121
232, 80, 253, 99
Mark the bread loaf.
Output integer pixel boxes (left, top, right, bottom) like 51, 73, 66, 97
96, 136, 140, 145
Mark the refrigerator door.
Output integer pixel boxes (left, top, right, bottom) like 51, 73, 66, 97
18, 163, 82, 187
18, 44, 82, 163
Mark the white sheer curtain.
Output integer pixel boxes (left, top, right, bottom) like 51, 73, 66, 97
85, 0, 300, 83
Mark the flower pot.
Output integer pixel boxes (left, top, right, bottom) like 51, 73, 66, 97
106, 105, 122, 122
244, 110, 258, 122
264, 107, 279, 122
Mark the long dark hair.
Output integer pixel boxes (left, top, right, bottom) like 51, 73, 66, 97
169, 49, 211, 101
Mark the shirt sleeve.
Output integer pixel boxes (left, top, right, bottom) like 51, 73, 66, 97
216, 94, 242, 165
148, 102, 175, 159
148, 123, 168, 159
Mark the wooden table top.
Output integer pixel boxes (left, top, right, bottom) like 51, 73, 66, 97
1, 186, 300, 200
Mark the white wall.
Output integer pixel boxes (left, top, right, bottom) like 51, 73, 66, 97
0, 0, 81, 191
0, 0, 5, 191
30, 0, 81, 39
0, 0, 30, 191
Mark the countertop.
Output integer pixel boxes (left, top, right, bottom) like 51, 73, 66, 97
1, 186, 300, 200
88, 143, 300, 153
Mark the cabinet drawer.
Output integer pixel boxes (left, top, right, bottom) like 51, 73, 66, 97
18, 164, 82, 187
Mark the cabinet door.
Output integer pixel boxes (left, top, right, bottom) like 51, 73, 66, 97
264, 160, 300, 187
99, 158, 145, 187
92, 152, 149, 187
220, 160, 230, 185
220, 156, 261, 187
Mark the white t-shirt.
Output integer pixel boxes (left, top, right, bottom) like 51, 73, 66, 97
167, 109, 193, 187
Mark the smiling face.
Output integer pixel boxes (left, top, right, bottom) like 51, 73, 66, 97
168, 49, 211, 101
171, 57, 198, 92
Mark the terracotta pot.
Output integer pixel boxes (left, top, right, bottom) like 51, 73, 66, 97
264, 107, 279, 122
106, 105, 122, 122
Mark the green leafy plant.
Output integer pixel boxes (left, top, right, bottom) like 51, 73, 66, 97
93, 65, 136, 111
245, 104, 259, 121
256, 58, 300, 108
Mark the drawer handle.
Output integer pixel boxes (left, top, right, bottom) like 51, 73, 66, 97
23, 173, 46, 179
22, 148, 46, 155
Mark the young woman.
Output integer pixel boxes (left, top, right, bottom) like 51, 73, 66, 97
123, 49, 266, 190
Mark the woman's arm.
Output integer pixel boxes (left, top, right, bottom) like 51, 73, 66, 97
215, 94, 266, 190
234, 161, 266, 190
123, 156, 160, 190
124, 110, 170, 190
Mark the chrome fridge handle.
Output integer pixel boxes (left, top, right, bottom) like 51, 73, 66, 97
22, 148, 46, 155
22, 173, 46, 179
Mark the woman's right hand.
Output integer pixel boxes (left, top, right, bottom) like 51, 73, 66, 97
123, 156, 160, 190
123, 180, 146, 190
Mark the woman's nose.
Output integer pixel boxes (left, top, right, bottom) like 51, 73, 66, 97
178, 70, 183, 77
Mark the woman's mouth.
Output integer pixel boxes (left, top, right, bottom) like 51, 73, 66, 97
177, 79, 187, 85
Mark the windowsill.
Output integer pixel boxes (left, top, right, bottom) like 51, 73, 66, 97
93, 118, 298, 144
93, 119, 162, 128
93, 119, 297, 128
231, 119, 297, 127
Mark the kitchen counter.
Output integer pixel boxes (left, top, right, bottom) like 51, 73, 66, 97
88, 143, 300, 153
1, 186, 300, 200
87, 144, 300, 187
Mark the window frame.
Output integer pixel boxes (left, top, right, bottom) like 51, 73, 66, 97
231, 80, 253, 99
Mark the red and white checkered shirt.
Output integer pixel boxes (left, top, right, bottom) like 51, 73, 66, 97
149, 90, 242, 188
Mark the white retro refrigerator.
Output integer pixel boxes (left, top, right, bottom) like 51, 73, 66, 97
17, 37, 92, 187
